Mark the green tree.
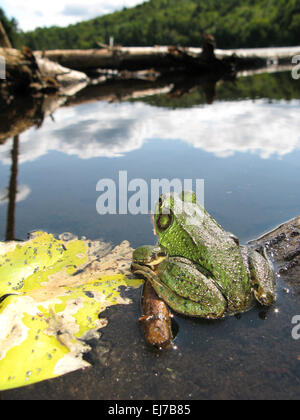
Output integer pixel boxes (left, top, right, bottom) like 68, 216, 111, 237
18, 0, 300, 50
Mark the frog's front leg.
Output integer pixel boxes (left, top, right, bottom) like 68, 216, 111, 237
248, 247, 277, 306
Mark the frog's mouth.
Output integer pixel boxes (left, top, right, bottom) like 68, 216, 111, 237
133, 250, 167, 272
145, 251, 168, 270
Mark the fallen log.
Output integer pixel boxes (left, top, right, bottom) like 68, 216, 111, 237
216, 45, 300, 64
0, 47, 59, 107
36, 45, 271, 74
35, 46, 178, 72
35, 36, 240, 74
0, 47, 89, 141
0, 49, 88, 144
35, 54, 89, 91
0, 47, 89, 109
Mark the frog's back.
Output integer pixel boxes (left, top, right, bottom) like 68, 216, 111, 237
190, 213, 252, 312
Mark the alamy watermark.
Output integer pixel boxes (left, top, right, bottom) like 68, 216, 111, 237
0, 55, 5, 80
292, 316, 300, 340
292, 55, 300, 80
96, 171, 204, 225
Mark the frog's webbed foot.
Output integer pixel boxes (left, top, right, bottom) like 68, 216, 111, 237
131, 262, 157, 283
248, 247, 277, 306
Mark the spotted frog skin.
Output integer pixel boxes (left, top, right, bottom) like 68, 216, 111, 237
131, 192, 276, 319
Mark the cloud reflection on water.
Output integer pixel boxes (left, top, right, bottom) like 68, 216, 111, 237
0, 185, 31, 205
0, 99, 299, 165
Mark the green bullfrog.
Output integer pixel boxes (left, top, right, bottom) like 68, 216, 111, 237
131, 191, 276, 319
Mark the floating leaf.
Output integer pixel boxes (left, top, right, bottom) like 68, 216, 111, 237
0, 232, 143, 391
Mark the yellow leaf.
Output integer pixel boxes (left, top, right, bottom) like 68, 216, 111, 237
0, 232, 143, 391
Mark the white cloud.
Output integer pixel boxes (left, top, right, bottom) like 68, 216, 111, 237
0, 185, 31, 205
0, 99, 299, 166
0, 0, 148, 31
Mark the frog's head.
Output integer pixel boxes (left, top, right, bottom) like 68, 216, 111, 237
154, 191, 202, 260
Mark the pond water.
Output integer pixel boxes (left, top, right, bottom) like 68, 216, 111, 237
1, 71, 300, 400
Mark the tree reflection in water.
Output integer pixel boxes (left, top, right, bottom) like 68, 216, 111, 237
5, 135, 19, 240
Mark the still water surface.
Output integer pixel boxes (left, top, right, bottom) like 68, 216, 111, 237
1, 71, 300, 399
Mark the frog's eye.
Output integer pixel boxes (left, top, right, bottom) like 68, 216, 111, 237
157, 212, 173, 232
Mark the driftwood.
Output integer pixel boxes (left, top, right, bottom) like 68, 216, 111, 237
38, 45, 298, 73
35, 35, 241, 74
0, 47, 59, 108
35, 54, 89, 91
36, 47, 182, 72
38, 45, 255, 73
0, 47, 59, 143
0, 48, 89, 109
37, 32, 300, 74
0, 47, 88, 144
140, 281, 173, 349
36, 43, 271, 74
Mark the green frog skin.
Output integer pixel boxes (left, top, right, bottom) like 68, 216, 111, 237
131, 192, 276, 319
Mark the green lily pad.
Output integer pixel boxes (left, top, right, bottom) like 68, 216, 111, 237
0, 232, 142, 391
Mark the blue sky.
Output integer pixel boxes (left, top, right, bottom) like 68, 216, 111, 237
0, 0, 148, 31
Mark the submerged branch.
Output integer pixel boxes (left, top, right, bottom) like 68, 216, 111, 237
140, 280, 173, 349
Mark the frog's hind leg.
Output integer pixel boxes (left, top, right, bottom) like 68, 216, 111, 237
248, 247, 277, 306
132, 259, 227, 319
154, 258, 228, 319
155, 282, 227, 319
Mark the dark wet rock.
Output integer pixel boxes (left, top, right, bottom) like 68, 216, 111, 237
94, 342, 112, 368
58, 232, 78, 242
249, 215, 300, 290
284, 248, 300, 262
